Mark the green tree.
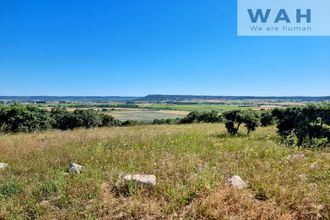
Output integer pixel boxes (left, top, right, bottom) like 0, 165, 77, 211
223, 110, 244, 135
260, 110, 274, 127
223, 110, 260, 135
72, 109, 102, 128
179, 112, 200, 124
272, 104, 330, 147
272, 107, 300, 137
50, 107, 76, 130
242, 110, 261, 135
101, 114, 120, 127
0, 104, 53, 133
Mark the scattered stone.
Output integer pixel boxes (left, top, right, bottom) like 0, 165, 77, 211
123, 174, 157, 187
112, 174, 157, 196
310, 162, 318, 169
68, 162, 83, 174
286, 153, 305, 161
39, 200, 60, 213
226, 175, 247, 189
39, 200, 51, 207
0, 163, 8, 170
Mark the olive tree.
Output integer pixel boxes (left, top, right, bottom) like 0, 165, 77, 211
223, 110, 260, 135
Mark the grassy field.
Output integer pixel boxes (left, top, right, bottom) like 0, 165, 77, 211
108, 109, 187, 121
0, 124, 329, 219
144, 103, 250, 112
41, 106, 188, 122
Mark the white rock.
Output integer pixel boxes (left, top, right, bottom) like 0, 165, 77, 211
68, 162, 83, 174
39, 200, 51, 207
226, 175, 247, 189
287, 153, 305, 161
39, 200, 60, 212
310, 162, 318, 169
123, 174, 157, 187
0, 163, 8, 170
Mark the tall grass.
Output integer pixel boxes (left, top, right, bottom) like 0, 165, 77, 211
0, 124, 329, 219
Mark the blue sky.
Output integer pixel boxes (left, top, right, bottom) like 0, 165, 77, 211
0, 0, 329, 96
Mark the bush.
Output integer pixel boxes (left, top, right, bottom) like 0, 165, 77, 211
121, 120, 146, 126
179, 111, 222, 124
272, 108, 300, 137
272, 103, 330, 147
101, 114, 121, 127
50, 107, 77, 130
153, 118, 178, 125
0, 104, 53, 133
260, 110, 274, 127
72, 109, 102, 128
0, 181, 22, 198
0, 105, 124, 133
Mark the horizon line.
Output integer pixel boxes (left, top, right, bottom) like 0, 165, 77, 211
1, 94, 330, 98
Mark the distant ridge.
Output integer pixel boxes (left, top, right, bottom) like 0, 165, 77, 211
135, 94, 330, 102
1, 95, 330, 103
0, 96, 139, 102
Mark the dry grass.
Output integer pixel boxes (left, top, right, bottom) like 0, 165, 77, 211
0, 124, 329, 219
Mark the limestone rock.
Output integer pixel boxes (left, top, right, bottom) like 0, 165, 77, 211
0, 163, 8, 170
123, 174, 157, 187
310, 162, 318, 169
287, 153, 305, 161
39, 200, 60, 213
299, 174, 307, 181
226, 175, 247, 189
68, 162, 83, 174
39, 200, 51, 207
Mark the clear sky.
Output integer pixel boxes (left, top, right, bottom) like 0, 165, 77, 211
0, 0, 329, 96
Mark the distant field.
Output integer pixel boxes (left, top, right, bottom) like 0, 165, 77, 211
37, 101, 307, 122
0, 124, 329, 218
143, 103, 249, 112
109, 109, 187, 121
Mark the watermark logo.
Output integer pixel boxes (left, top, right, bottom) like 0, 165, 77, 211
238, 0, 330, 36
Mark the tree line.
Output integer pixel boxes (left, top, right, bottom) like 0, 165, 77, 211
178, 104, 330, 148
1, 103, 329, 148
0, 105, 120, 133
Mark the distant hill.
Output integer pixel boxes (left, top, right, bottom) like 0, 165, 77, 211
0, 96, 139, 103
136, 95, 330, 102
1, 95, 330, 103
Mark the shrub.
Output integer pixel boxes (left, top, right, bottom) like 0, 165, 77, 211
72, 109, 102, 128
179, 112, 200, 124
50, 107, 77, 130
0, 181, 22, 198
0, 104, 53, 133
179, 111, 222, 124
153, 118, 178, 125
260, 110, 274, 127
101, 114, 120, 127
120, 120, 146, 126
272, 103, 330, 147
